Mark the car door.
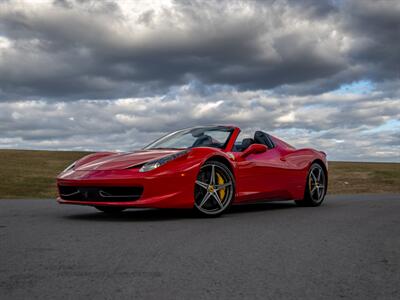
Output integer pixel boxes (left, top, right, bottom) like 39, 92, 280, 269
234, 137, 289, 202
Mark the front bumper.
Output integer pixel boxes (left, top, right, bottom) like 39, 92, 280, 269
56, 166, 198, 209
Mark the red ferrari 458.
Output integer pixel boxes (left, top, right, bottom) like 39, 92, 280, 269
57, 125, 328, 216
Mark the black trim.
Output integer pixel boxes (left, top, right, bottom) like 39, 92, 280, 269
58, 185, 143, 202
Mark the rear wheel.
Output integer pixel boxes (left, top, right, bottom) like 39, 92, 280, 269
296, 163, 327, 207
95, 206, 126, 214
194, 161, 235, 217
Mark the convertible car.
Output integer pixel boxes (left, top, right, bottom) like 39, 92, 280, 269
57, 125, 327, 216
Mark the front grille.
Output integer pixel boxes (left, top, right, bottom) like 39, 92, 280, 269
58, 185, 143, 202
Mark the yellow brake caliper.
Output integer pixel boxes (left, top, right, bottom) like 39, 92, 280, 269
216, 172, 226, 202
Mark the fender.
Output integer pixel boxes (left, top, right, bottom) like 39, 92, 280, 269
188, 147, 237, 176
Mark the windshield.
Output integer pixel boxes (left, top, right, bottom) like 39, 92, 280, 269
144, 126, 234, 150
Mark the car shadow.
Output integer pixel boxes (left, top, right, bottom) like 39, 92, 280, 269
230, 201, 297, 214
63, 201, 297, 222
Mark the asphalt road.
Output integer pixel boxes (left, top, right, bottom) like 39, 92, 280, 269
0, 194, 399, 300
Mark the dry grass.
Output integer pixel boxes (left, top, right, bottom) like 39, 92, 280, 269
0, 149, 89, 199
0, 149, 399, 199
328, 161, 400, 194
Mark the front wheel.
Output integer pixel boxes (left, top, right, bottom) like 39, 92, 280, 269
296, 163, 327, 207
194, 161, 235, 217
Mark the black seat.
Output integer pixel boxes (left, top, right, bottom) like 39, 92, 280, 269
254, 131, 274, 149
241, 138, 254, 151
192, 135, 212, 147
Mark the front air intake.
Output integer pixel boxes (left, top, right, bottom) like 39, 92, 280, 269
58, 185, 143, 202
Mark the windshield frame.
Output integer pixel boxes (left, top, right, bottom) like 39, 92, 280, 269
143, 126, 235, 150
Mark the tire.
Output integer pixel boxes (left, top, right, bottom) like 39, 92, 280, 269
193, 160, 235, 217
295, 163, 327, 207
95, 206, 126, 214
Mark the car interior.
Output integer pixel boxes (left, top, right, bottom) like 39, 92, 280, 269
190, 132, 225, 148
190, 129, 275, 151
192, 135, 213, 147
232, 131, 275, 152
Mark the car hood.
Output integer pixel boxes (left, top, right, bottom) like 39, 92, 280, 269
75, 149, 183, 171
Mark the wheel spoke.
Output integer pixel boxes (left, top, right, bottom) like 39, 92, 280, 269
210, 165, 215, 185
316, 185, 321, 199
311, 185, 317, 193
213, 192, 223, 208
310, 172, 317, 183
195, 180, 209, 190
318, 186, 325, 199
199, 192, 212, 208
317, 168, 322, 181
215, 182, 232, 191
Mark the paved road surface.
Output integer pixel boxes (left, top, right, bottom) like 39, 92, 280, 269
0, 194, 399, 299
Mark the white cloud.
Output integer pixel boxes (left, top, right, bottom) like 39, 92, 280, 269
0, 0, 399, 162
0, 84, 399, 161
277, 112, 296, 123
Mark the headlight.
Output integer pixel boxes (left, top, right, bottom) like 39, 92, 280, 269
62, 161, 76, 173
139, 150, 188, 172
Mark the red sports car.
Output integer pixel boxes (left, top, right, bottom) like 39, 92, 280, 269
57, 125, 328, 216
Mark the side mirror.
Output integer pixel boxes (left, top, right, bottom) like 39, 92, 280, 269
241, 144, 268, 158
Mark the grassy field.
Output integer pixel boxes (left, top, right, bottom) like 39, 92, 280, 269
0, 149, 399, 199
0, 149, 88, 199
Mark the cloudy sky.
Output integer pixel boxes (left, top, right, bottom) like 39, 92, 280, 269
0, 0, 399, 161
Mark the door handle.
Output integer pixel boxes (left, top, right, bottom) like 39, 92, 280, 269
280, 156, 286, 162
